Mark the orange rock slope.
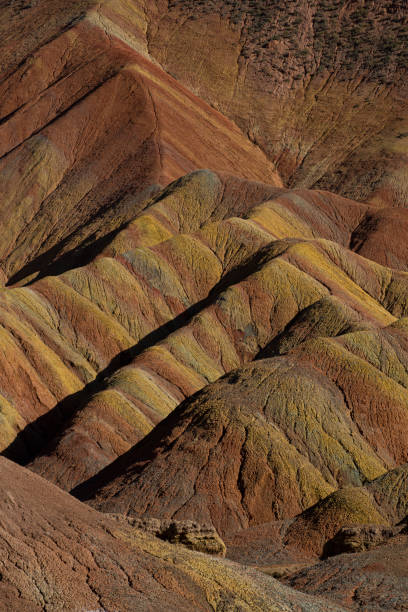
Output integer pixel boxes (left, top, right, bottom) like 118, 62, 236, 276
0, 0, 281, 286
0, 457, 346, 611
143, 0, 408, 205
1, 1, 408, 610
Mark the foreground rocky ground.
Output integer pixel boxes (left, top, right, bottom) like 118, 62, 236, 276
1, 0, 408, 610
2, 457, 347, 611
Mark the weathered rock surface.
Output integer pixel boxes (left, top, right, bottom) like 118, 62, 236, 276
143, 0, 408, 205
108, 514, 227, 556
1, 2, 408, 610
23, 194, 408, 491
4, 0, 408, 212
284, 486, 389, 557
0, 1, 281, 286
285, 534, 408, 611
279, 462, 408, 559
224, 521, 316, 573
0, 457, 346, 611
75, 322, 408, 535
367, 462, 408, 523
0, 168, 402, 490
323, 524, 396, 558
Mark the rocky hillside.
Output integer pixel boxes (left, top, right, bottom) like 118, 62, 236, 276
1, 0, 408, 610
0, 456, 345, 611
145, 0, 408, 203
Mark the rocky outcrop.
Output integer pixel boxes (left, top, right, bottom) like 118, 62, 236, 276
323, 524, 396, 558
0, 457, 345, 612
367, 463, 408, 523
284, 487, 388, 557
108, 515, 226, 556
283, 464, 408, 558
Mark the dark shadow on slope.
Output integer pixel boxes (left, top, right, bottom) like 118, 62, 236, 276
349, 213, 380, 255
5, 185, 162, 287
6, 226, 127, 287
71, 393, 191, 502
5, 170, 284, 288
255, 296, 368, 360
1, 307, 198, 465
2, 239, 292, 466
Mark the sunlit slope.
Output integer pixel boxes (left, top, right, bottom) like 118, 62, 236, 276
0, 1, 280, 286
2, 176, 403, 489
0, 169, 407, 485
75, 312, 408, 533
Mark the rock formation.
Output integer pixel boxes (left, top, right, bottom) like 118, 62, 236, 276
323, 524, 396, 557
285, 532, 408, 610
143, 0, 408, 205
0, 0, 408, 609
108, 515, 227, 556
0, 457, 343, 611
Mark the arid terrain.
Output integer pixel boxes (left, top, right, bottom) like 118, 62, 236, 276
0, 1, 408, 610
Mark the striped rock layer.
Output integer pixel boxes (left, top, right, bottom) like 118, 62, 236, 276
1, 1, 408, 611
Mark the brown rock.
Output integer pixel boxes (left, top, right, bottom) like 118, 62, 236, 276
285, 534, 408, 610
144, 0, 408, 205
323, 524, 396, 558
109, 515, 226, 556
1, 3, 408, 611
0, 457, 344, 612
0, 1, 281, 285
